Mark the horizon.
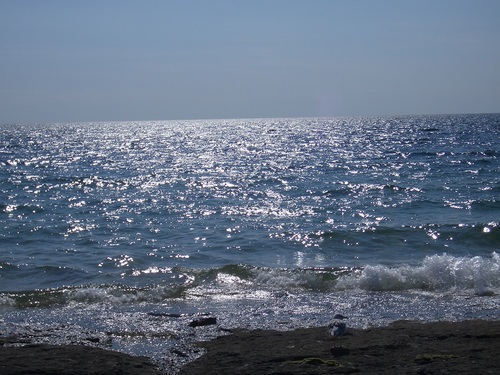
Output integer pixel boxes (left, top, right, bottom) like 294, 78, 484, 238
1, 1, 499, 124
2, 111, 500, 126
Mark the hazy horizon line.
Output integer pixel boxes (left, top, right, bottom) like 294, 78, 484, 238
2, 111, 499, 126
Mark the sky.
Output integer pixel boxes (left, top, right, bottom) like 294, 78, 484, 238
1, 0, 499, 123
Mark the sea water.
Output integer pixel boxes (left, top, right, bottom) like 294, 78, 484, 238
1, 114, 499, 368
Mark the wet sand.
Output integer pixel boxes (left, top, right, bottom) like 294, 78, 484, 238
1, 320, 499, 374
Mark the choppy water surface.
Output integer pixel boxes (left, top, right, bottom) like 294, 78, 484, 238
1, 114, 499, 370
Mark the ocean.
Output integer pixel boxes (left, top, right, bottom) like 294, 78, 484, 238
1, 114, 499, 369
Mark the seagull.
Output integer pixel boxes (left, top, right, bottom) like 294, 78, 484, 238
328, 314, 348, 336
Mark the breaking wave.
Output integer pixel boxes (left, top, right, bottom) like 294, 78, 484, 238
336, 253, 500, 295
1, 253, 498, 308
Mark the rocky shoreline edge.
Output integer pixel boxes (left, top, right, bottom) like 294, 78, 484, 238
2, 319, 500, 374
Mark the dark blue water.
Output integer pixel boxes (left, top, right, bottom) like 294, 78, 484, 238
1, 114, 499, 369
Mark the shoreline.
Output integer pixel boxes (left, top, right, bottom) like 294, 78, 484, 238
1, 319, 500, 374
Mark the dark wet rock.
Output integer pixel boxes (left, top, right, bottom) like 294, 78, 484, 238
330, 345, 350, 356
189, 317, 217, 328
171, 348, 189, 357
0, 344, 162, 375
148, 312, 183, 318
180, 320, 500, 375
0, 336, 31, 346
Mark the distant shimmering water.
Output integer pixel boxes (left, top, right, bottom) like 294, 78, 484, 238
1, 114, 499, 369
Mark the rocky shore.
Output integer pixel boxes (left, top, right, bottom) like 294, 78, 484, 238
181, 320, 500, 374
1, 320, 499, 374
0, 342, 162, 375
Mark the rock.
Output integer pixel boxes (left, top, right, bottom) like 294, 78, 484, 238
189, 317, 217, 328
0, 344, 162, 375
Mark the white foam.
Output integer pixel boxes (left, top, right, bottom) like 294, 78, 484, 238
251, 266, 347, 292
70, 287, 129, 304
336, 252, 500, 293
0, 295, 16, 306
68, 284, 183, 305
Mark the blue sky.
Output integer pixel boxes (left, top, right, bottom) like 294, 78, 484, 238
1, 0, 499, 123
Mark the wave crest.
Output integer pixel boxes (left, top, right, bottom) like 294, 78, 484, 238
336, 253, 500, 294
